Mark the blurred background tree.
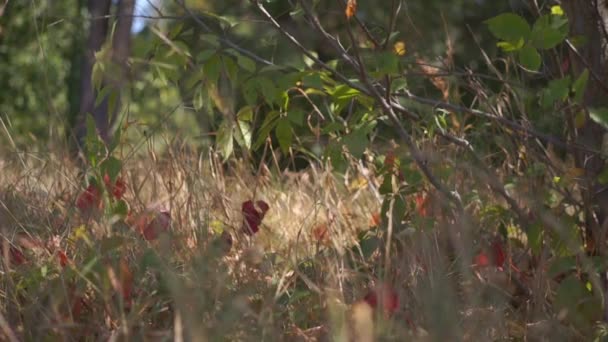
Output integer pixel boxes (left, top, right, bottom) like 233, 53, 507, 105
0, 0, 522, 152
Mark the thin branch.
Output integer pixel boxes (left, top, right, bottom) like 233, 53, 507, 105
565, 38, 608, 97
395, 90, 599, 155
174, 0, 282, 69
436, 130, 530, 229
337, 0, 381, 48
383, 0, 401, 50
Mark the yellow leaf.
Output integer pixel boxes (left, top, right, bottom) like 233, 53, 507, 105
574, 110, 586, 129
345, 0, 357, 19
551, 5, 564, 16
348, 176, 368, 191
393, 41, 406, 56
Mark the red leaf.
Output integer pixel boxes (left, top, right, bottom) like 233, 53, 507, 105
363, 283, 399, 317
57, 250, 69, 268
370, 212, 381, 227
415, 193, 430, 217
242, 200, 269, 235
474, 252, 490, 267
5, 245, 26, 266
76, 184, 102, 213
312, 224, 330, 244
492, 241, 506, 269
103, 174, 127, 199
384, 151, 396, 169
119, 258, 133, 303
141, 210, 171, 241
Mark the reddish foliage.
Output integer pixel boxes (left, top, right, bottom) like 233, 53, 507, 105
363, 283, 399, 317
71, 296, 87, 319
128, 209, 171, 241
312, 224, 330, 244
473, 252, 490, 267
242, 200, 269, 235
57, 250, 69, 268
119, 258, 133, 302
474, 241, 507, 269
492, 241, 506, 269
104, 174, 127, 200
384, 151, 396, 169
141, 211, 171, 241
345, 0, 357, 19
369, 212, 381, 227
2, 245, 26, 266
415, 193, 430, 217
76, 184, 102, 213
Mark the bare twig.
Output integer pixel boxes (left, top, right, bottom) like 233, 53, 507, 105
174, 0, 281, 69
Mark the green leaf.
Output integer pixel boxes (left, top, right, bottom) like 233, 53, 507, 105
598, 167, 608, 185
95, 86, 111, 107
358, 232, 382, 259
108, 120, 122, 154
379, 174, 394, 195
329, 84, 361, 101
342, 129, 368, 158
204, 54, 222, 86
197, 50, 216, 63
526, 222, 543, 255
302, 72, 323, 89
237, 55, 256, 73
485, 13, 531, 43
222, 55, 239, 83
530, 15, 568, 50
193, 86, 205, 111
237, 106, 254, 122
325, 142, 346, 173
275, 118, 293, 154
200, 34, 220, 47
253, 110, 280, 150
100, 156, 122, 182
589, 108, 608, 130
257, 76, 279, 106
572, 69, 589, 103
243, 78, 259, 105
555, 275, 589, 310
497, 38, 525, 52
518, 45, 541, 71
287, 109, 305, 126
400, 165, 423, 186
542, 77, 571, 108
85, 113, 104, 166
375, 51, 399, 75
390, 78, 408, 92
112, 199, 129, 217
548, 256, 577, 278
234, 120, 252, 150
216, 120, 234, 160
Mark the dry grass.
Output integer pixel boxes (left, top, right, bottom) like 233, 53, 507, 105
0, 142, 595, 341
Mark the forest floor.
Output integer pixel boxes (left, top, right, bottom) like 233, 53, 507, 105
0, 148, 593, 341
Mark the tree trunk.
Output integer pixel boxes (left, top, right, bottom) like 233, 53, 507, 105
108, 0, 135, 129
76, 0, 112, 147
74, 0, 134, 151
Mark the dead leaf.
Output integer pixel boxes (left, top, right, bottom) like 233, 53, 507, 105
345, 0, 357, 19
